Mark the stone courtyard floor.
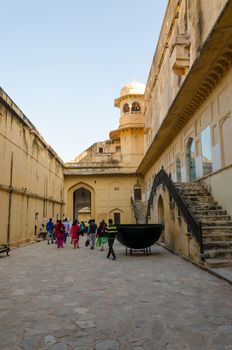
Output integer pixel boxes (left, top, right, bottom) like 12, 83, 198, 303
0, 237, 232, 350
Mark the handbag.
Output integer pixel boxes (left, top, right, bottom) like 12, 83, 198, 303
85, 239, 90, 247
101, 237, 108, 244
95, 237, 100, 247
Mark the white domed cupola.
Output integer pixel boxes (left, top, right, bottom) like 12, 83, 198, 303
114, 81, 145, 128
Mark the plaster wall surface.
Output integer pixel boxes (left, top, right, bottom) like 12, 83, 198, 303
202, 165, 232, 218
149, 185, 201, 262
0, 89, 64, 246
144, 0, 230, 155
64, 174, 141, 224
143, 68, 232, 215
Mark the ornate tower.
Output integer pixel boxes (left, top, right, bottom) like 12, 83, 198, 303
110, 81, 145, 167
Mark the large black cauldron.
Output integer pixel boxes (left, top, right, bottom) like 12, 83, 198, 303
116, 224, 163, 249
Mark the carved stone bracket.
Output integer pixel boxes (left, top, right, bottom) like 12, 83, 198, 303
170, 34, 190, 76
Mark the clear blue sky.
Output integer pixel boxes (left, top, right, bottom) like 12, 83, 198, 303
1, 0, 167, 162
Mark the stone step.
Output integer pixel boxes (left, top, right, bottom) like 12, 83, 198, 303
191, 204, 223, 211
201, 216, 232, 226
183, 196, 215, 203
204, 248, 232, 259
198, 214, 231, 220
192, 210, 227, 216
205, 258, 232, 268
176, 187, 208, 193
132, 201, 146, 224
185, 201, 219, 208
178, 190, 210, 196
203, 241, 232, 250
203, 233, 232, 242
202, 226, 232, 234
201, 220, 232, 227
175, 182, 202, 187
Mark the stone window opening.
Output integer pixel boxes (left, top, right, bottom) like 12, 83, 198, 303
122, 103, 130, 113
175, 155, 182, 182
201, 126, 212, 175
186, 137, 196, 181
134, 181, 141, 200
131, 101, 141, 112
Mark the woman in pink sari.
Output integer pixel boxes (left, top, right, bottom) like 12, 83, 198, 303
70, 220, 80, 249
54, 220, 65, 248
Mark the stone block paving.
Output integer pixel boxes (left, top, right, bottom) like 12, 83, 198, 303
0, 237, 232, 350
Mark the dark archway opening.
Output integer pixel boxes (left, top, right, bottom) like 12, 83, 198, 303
73, 188, 91, 222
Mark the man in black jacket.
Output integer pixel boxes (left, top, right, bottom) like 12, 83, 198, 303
105, 219, 118, 260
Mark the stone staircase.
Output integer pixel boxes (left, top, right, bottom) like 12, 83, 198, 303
175, 182, 232, 268
131, 200, 147, 224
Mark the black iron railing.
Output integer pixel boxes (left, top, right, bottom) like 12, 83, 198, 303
145, 168, 204, 255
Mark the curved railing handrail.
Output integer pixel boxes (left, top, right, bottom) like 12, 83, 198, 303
145, 168, 204, 255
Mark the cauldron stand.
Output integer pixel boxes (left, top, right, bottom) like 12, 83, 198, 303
125, 246, 151, 256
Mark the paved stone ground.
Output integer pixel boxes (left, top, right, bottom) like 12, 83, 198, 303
0, 237, 232, 350
211, 266, 232, 283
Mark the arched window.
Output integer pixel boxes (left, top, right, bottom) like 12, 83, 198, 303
201, 126, 212, 175
131, 101, 141, 112
175, 155, 182, 182
186, 137, 196, 181
122, 103, 130, 113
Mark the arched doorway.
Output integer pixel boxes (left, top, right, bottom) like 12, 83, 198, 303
186, 137, 196, 181
110, 208, 124, 224
73, 188, 91, 221
158, 195, 165, 242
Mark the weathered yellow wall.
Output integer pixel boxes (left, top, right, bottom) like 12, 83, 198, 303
64, 175, 140, 224
144, 0, 229, 155
0, 89, 64, 246
119, 128, 144, 166
149, 185, 201, 263
202, 166, 232, 218
144, 68, 232, 216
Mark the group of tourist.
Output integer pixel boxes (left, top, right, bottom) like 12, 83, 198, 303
42, 217, 118, 260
